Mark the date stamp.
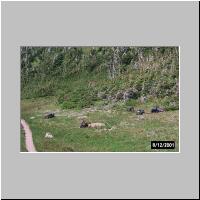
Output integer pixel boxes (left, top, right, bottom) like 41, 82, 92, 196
151, 141, 175, 149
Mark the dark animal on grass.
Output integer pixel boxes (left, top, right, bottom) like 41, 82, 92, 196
80, 120, 89, 128
44, 112, 55, 119
127, 106, 134, 112
136, 109, 145, 115
151, 106, 165, 113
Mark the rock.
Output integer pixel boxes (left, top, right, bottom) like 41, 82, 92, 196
106, 110, 112, 113
170, 102, 176, 107
115, 91, 124, 100
112, 98, 118, 103
97, 92, 107, 99
88, 80, 97, 87
45, 132, 53, 139
127, 106, 134, 112
123, 88, 138, 100
148, 55, 154, 62
140, 96, 147, 103
131, 59, 140, 69
137, 115, 145, 120
107, 95, 115, 101
147, 131, 155, 136
30, 116, 35, 119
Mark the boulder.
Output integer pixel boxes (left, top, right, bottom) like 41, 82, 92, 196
127, 106, 134, 112
115, 91, 124, 100
107, 95, 115, 101
140, 96, 147, 103
97, 92, 107, 99
123, 88, 138, 100
45, 132, 53, 139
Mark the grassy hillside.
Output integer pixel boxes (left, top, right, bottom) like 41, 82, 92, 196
21, 97, 179, 152
21, 47, 179, 152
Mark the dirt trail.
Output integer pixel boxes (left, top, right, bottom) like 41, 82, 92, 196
21, 119, 37, 152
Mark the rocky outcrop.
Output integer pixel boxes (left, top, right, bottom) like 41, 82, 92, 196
140, 96, 147, 103
123, 88, 138, 100
97, 92, 107, 100
108, 88, 139, 102
115, 91, 124, 100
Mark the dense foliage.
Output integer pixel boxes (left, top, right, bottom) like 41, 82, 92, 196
21, 47, 179, 110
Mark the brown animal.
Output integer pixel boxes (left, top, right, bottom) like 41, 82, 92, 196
80, 120, 89, 128
88, 123, 106, 129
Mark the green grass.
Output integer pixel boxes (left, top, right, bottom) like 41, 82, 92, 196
20, 47, 179, 152
21, 97, 179, 152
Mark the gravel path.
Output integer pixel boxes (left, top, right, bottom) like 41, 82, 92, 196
21, 119, 37, 152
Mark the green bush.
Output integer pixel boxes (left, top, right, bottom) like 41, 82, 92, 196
61, 101, 77, 109
57, 86, 97, 109
22, 80, 55, 99
21, 47, 179, 110
125, 99, 138, 107
160, 96, 179, 111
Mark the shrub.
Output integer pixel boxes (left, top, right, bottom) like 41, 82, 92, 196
125, 99, 138, 107
61, 101, 77, 109
58, 86, 97, 109
22, 80, 55, 99
160, 96, 179, 111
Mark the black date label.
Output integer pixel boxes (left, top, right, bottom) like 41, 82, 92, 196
151, 141, 175, 149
